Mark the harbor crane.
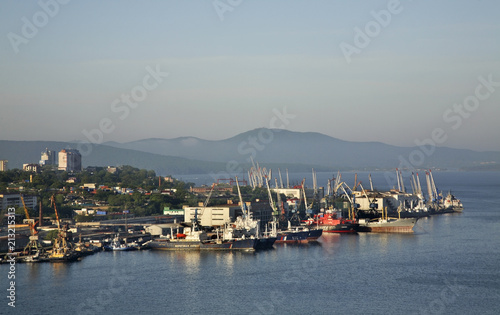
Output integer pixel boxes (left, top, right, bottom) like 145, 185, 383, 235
264, 175, 278, 217
340, 184, 358, 221
20, 194, 37, 236
353, 173, 359, 191
198, 183, 216, 219
49, 195, 76, 260
20, 194, 44, 257
359, 183, 379, 215
278, 169, 284, 189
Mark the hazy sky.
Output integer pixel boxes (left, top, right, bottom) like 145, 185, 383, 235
1, 0, 499, 151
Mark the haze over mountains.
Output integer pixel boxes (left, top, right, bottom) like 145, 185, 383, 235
0, 140, 227, 175
105, 129, 500, 171
1, 129, 499, 175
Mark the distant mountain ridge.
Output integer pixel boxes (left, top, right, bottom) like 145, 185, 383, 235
104, 128, 500, 171
1, 129, 499, 176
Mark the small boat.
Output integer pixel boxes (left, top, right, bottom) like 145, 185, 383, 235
17, 235, 49, 263
74, 236, 99, 256
104, 236, 137, 251
19, 249, 48, 263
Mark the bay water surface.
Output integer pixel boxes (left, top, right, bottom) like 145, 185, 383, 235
3, 171, 500, 314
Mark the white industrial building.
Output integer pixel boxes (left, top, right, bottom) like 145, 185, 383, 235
0, 194, 37, 211
351, 190, 422, 212
184, 204, 240, 227
146, 223, 185, 237
183, 200, 273, 228
271, 188, 318, 199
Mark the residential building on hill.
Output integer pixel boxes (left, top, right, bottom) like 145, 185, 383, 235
58, 149, 82, 172
23, 163, 41, 173
40, 148, 57, 166
0, 160, 7, 172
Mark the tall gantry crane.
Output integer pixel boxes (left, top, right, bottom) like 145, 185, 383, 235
20, 194, 44, 257
49, 195, 75, 260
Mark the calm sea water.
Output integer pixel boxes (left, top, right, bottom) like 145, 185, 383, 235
3, 171, 500, 314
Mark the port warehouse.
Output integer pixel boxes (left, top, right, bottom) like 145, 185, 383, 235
1, 187, 421, 241
1, 189, 421, 229
1, 200, 275, 252
123, 201, 276, 236
1, 188, 420, 223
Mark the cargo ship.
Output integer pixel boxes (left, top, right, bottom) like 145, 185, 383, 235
148, 237, 201, 250
306, 228, 323, 240
275, 229, 309, 244
230, 176, 276, 249
274, 225, 322, 244
222, 212, 276, 250
306, 212, 358, 234
104, 236, 137, 251
357, 217, 417, 233
201, 238, 258, 250
148, 220, 258, 251
148, 234, 258, 251
255, 237, 277, 249
443, 191, 464, 212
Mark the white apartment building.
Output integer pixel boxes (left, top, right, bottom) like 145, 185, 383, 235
58, 149, 82, 172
